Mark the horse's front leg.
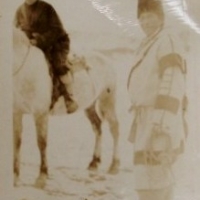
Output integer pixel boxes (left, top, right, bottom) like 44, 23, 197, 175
34, 113, 48, 188
85, 105, 102, 171
13, 112, 23, 186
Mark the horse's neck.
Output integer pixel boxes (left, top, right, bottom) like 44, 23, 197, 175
14, 43, 30, 68
13, 28, 30, 54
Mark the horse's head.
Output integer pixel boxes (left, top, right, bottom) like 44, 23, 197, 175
13, 27, 30, 50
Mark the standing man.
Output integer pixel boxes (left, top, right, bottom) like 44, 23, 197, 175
15, 0, 78, 113
127, 0, 187, 199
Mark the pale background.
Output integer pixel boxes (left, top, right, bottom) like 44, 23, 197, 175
1, 0, 200, 199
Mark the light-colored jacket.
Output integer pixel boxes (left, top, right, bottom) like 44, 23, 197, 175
127, 29, 187, 152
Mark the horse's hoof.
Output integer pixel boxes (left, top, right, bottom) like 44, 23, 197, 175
88, 164, 98, 171
88, 165, 98, 172
88, 161, 99, 171
108, 159, 120, 175
14, 175, 21, 187
88, 156, 101, 171
34, 174, 47, 189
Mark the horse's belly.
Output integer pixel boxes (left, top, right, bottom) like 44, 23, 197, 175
72, 70, 96, 109
70, 64, 114, 109
51, 68, 114, 113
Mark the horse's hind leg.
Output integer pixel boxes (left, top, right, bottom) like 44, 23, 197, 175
85, 104, 102, 171
13, 112, 23, 186
106, 110, 120, 174
98, 88, 120, 174
34, 113, 48, 188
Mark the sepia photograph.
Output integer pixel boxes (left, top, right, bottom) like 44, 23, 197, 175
1, 0, 200, 199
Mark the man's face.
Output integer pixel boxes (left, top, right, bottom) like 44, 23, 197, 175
139, 12, 163, 36
25, 0, 38, 5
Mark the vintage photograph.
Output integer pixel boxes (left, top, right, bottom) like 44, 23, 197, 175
1, 0, 200, 199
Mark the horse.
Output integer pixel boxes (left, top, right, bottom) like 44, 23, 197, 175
13, 27, 52, 187
13, 27, 120, 188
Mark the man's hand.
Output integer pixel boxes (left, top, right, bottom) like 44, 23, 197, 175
30, 39, 37, 46
60, 72, 73, 85
32, 32, 41, 38
19, 20, 30, 31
